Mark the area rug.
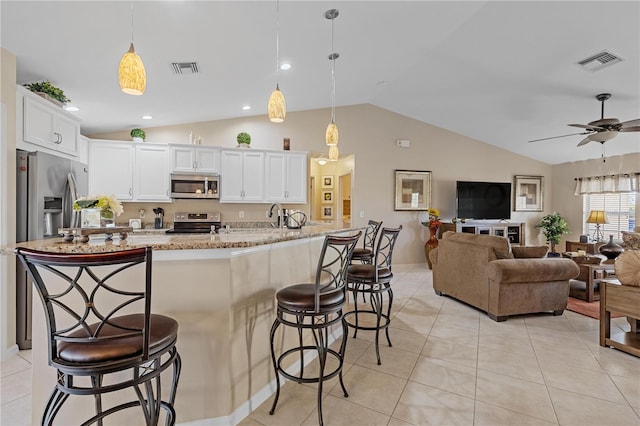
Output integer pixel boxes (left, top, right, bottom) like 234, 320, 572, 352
566, 297, 623, 320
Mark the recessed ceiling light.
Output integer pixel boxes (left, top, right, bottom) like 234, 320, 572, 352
141, 115, 152, 120
242, 105, 251, 111
280, 63, 291, 71
317, 159, 327, 165
63, 105, 79, 112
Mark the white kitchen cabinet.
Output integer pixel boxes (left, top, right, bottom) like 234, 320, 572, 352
220, 149, 264, 202
170, 145, 220, 173
88, 141, 134, 200
264, 152, 307, 203
20, 86, 80, 156
135, 144, 170, 201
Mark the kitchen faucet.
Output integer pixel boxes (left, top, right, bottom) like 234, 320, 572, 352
268, 203, 285, 229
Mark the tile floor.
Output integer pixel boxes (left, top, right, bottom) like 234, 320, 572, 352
2, 264, 639, 426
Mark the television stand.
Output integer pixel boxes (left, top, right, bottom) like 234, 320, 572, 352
439, 221, 524, 245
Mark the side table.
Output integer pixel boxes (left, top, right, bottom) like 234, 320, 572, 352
600, 280, 640, 357
562, 253, 614, 303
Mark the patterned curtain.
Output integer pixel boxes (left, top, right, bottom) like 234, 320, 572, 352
574, 173, 640, 195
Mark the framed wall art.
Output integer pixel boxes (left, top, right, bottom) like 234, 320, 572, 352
394, 170, 432, 211
514, 175, 543, 212
322, 206, 333, 219
321, 175, 334, 188
322, 191, 333, 203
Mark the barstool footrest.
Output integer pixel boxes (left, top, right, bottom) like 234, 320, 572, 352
276, 345, 345, 384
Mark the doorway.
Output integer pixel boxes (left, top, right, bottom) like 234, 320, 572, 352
338, 173, 352, 223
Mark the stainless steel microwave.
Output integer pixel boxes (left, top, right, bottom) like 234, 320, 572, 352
170, 173, 219, 199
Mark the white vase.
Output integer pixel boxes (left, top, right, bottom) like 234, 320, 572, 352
132, 137, 144, 143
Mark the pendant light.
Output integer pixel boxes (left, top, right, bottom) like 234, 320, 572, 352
119, 1, 146, 96
268, 0, 286, 122
325, 9, 339, 146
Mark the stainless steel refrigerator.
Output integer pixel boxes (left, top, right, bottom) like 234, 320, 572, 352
16, 149, 88, 349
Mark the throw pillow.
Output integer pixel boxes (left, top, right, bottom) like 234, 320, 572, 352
621, 231, 640, 250
615, 250, 640, 287
511, 246, 548, 259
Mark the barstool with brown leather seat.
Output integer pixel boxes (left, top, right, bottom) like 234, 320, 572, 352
268, 232, 361, 426
344, 226, 402, 365
350, 220, 382, 265
15, 246, 181, 426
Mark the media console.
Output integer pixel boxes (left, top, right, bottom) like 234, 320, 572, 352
439, 222, 525, 246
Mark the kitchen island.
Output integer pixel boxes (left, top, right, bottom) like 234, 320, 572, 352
6, 223, 361, 425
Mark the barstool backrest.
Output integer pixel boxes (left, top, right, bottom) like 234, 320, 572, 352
314, 232, 361, 312
373, 226, 403, 280
363, 220, 383, 251
15, 247, 153, 366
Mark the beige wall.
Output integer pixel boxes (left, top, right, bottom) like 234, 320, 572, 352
91, 104, 555, 264
551, 153, 640, 250
1, 47, 17, 359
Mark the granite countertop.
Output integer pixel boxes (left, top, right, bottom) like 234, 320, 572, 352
4, 223, 361, 254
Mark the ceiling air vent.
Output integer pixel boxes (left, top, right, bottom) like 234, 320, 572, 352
578, 50, 623, 71
171, 62, 199, 74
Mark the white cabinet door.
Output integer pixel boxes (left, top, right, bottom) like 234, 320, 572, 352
88, 142, 134, 200
264, 152, 307, 203
285, 153, 307, 203
170, 145, 220, 173
22, 92, 79, 156
135, 145, 170, 201
220, 150, 264, 202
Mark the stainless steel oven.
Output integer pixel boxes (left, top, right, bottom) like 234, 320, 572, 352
170, 173, 219, 199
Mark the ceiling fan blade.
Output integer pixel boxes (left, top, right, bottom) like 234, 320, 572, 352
528, 132, 591, 143
568, 123, 604, 130
577, 136, 592, 146
620, 126, 640, 132
620, 118, 640, 128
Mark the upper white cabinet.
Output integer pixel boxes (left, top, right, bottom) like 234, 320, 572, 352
220, 149, 264, 202
264, 152, 307, 203
18, 86, 80, 156
88, 141, 134, 200
170, 145, 220, 174
88, 141, 171, 202
135, 144, 170, 201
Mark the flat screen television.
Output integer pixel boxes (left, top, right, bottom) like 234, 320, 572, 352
456, 181, 511, 220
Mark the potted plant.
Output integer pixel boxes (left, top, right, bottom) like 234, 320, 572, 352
23, 80, 70, 106
536, 212, 569, 255
237, 132, 251, 147
130, 128, 146, 143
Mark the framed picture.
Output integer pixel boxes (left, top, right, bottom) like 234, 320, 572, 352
322, 175, 334, 188
514, 175, 543, 212
394, 170, 432, 211
322, 191, 333, 203
322, 206, 333, 219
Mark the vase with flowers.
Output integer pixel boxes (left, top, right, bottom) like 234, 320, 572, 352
74, 194, 123, 228
421, 207, 441, 269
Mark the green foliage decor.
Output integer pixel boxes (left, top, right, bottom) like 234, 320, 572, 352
536, 212, 569, 250
130, 128, 146, 139
237, 132, 251, 145
23, 81, 70, 104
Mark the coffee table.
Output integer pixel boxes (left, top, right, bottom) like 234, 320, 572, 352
562, 253, 614, 303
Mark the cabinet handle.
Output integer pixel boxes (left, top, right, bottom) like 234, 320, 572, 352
129, 188, 133, 196
194, 161, 198, 169
53, 132, 62, 144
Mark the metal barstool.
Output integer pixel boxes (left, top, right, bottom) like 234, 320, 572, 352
15, 247, 181, 426
268, 232, 361, 426
344, 226, 402, 365
350, 220, 382, 265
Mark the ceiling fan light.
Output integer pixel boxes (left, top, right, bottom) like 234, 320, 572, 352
589, 130, 619, 142
268, 86, 286, 123
119, 43, 146, 96
328, 145, 339, 161
326, 122, 339, 146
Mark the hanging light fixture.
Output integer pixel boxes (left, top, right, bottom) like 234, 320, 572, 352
329, 145, 339, 161
119, 1, 146, 96
325, 9, 339, 146
268, 0, 286, 122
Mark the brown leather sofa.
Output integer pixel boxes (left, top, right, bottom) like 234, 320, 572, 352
429, 231, 579, 321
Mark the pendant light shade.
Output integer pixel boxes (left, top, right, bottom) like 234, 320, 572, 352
268, 0, 286, 122
119, 43, 146, 95
268, 84, 286, 122
326, 121, 339, 146
325, 9, 339, 147
119, 1, 145, 96
329, 145, 339, 161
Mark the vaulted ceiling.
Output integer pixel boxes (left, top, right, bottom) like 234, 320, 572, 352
2, 1, 638, 165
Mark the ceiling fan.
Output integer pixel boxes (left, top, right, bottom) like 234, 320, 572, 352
528, 93, 640, 146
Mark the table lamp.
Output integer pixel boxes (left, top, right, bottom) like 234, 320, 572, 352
586, 210, 608, 242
